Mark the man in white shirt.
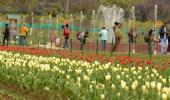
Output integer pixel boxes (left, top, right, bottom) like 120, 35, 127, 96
99, 27, 109, 51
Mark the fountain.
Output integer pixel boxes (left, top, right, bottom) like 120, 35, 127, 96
97, 5, 125, 43
29, 12, 34, 35
38, 17, 44, 46
80, 11, 84, 32
154, 4, 158, 55
131, 6, 136, 54
56, 15, 59, 31
91, 10, 96, 33
154, 4, 158, 34
66, 0, 70, 17
70, 14, 74, 32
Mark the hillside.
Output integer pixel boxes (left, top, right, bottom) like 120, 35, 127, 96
0, 0, 169, 21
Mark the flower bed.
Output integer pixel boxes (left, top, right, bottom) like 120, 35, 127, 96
0, 46, 169, 72
0, 51, 170, 99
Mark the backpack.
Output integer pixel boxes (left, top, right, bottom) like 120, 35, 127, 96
64, 27, 69, 35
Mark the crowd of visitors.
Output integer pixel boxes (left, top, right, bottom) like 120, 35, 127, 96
1, 19, 169, 55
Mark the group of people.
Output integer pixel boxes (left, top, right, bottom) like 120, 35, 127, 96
62, 21, 123, 52
144, 22, 169, 55
2, 23, 28, 46
98, 21, 169, 55
61, 23, 89, 50
2, 20, 169, 55
98, 22, 123, 52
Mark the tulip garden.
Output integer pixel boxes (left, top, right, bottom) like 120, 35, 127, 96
0, 46, 170, 99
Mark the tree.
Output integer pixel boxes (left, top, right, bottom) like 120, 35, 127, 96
0, 0, 15, 13
14, 0, 39, 13
135, 0, 170, 21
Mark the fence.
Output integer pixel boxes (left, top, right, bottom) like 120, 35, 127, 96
0, 14, 168, 59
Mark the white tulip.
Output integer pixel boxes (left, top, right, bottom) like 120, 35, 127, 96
145, 67, 149, 70
162, 87, 168, 94
157, 82, 162, 91
162, 93, 167, 100
91, 81, 96, 84
162, 79, 166, 83
66, 75, 70, 79
121, 80, 126, 89
138, 76, 142, 80
117, 92, 120, 96
101, 94, 105, 99
142, 85, 146, 93
151, 81, 156, 89
84, 75, 90, 81
126, 75, 129, 78
111, 84, 116, 90
117, 75, 121, 80
138, 67, 142, 71
121, 72, 124, 75
75, 69, 81, 74
145, 82, 150, 88
105, 74, 111, 81
131, 83, 137, 90
44, 87, 50, 91
151, 74, 154, 77
77, 77, 81, 82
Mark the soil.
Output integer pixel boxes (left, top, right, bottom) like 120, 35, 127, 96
0, 82, 68, 100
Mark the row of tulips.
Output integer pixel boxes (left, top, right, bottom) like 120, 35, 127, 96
0, 51, 170, 99
0, 46, 169, 72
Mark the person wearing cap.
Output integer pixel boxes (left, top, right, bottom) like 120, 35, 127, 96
113, 22, 123, 52
2, 23, 10, 46
99, 27, 109, 51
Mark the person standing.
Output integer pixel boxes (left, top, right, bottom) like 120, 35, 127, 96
147, 29, 155, 53
21, 24, 28, 46
79, 31, 89, 50
2, 24, 10, 46
99, 27, 109, 51
159, 22, 169, 55
50, 29, 57, 48
62, 24, 69, 49
113, 22, 123, 52
128, 28, 134, 44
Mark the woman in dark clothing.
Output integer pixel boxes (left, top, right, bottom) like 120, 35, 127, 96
79, 31, 89, 50
2, 24, 10, 46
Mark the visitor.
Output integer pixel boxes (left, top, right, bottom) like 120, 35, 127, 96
21, 24, 28, 46
129, 28, 137, 44
128, 28, 137, 53
2, 23, 10, 46
78, 31, 89, 51
159, 22, 169, 55
62, 24, 70, 49
113, 22, 123, 52
50, 29, 57, 48
99, 27, 109, 51
10, 20, 17, 41
128, 28, 134, 44
147, 29, 155, 53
